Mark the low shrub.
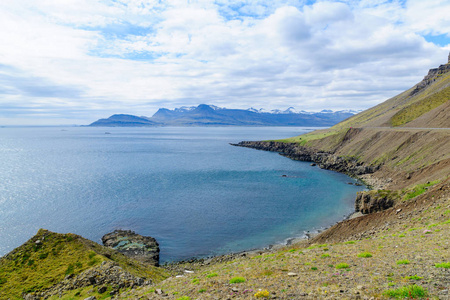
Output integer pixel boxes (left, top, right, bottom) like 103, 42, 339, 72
254, 290, 270, 298
206, 272, 218, 278
396, 260, 410, 265
405, 275, 423, 280
229, 276, 246, 284
336, 263, 350, 269
435, 262, 450, 268
382, 285, 427, 298
357, 252, 373, 258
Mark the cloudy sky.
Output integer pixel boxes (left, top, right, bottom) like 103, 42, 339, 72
0, 0, 449, 125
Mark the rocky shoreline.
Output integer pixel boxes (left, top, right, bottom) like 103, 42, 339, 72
231, 141, 378, 177
231, 141, 399, 214
163, 140, 378, 268
103, 137, 378, 269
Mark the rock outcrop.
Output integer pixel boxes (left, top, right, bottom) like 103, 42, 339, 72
411, 58, 450, 95
354, 190, 396, 214
102, 230, 160, 266
232, 141, 377, 176
24, 261, 148, 300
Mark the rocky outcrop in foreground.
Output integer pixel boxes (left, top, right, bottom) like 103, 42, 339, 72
232, 141, 377, 176
102, 230, 160, 266
24, 261, 149, 300
354, 190, 396, 214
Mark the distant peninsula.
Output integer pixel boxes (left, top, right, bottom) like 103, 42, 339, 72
88, 104, 358, 127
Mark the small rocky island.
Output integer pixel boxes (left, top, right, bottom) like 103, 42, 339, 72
102, 230, 160, 266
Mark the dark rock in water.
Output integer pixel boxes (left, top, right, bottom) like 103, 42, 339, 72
310, 163, 316, 166
102, 230, 160, 266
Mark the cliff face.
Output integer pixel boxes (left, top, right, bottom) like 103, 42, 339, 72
410, 61, 450, 96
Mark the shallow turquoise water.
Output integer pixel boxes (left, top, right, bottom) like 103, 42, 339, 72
0, 126, 364, 262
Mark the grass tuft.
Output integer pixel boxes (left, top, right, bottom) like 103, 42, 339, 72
229, 276, 246, 284
396, 259, 410, 265
357, 252, 373, 258
405, 275, 423, 280
335, 263, 350, 269
382, 285, 427, 299
434, 262, 450, 268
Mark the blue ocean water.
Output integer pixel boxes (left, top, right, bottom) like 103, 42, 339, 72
0, 126, 364, 262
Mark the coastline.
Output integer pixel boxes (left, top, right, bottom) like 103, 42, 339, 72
163, 141, 370, 268
163, 207, 366, 271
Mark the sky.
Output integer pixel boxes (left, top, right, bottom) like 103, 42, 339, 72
0, 0, 449, 125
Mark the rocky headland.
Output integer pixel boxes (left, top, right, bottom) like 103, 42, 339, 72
232, 140, 377, 176
102, 230, 160, 267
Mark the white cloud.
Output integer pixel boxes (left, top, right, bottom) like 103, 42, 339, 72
0, 0, 448, 124
404, 0, 450, 36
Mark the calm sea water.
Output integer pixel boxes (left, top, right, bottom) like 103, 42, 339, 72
0, 126, 364, 262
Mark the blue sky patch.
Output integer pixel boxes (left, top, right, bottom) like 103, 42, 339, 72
83, 22, 154, 40
424, 33, 450, 47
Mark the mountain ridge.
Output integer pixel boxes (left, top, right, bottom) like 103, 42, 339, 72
89, 105, 359, 127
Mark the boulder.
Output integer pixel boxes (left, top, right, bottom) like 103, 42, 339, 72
102, 230, 160, 266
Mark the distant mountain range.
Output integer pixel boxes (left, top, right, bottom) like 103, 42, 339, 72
89, 104, 359, 127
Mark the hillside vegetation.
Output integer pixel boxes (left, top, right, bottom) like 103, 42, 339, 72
391, 85, 450, 127
0, 229, 169, 299
279, 60, 450, 190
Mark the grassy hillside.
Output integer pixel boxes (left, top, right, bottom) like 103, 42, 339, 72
0, 229, 169, 299
277, 61, 450, 189
391, 85, 450, 127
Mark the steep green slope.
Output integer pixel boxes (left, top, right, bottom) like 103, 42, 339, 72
0, 229, 169, 299
284, 59, 450, 143
278, 58, 450, 189
391, 85, 450, 126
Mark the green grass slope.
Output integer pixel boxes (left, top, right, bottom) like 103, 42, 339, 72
278, 60, 450, 189
391, 85, 450, 127
0, 229, 169, 299
283, 60, 450, 143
